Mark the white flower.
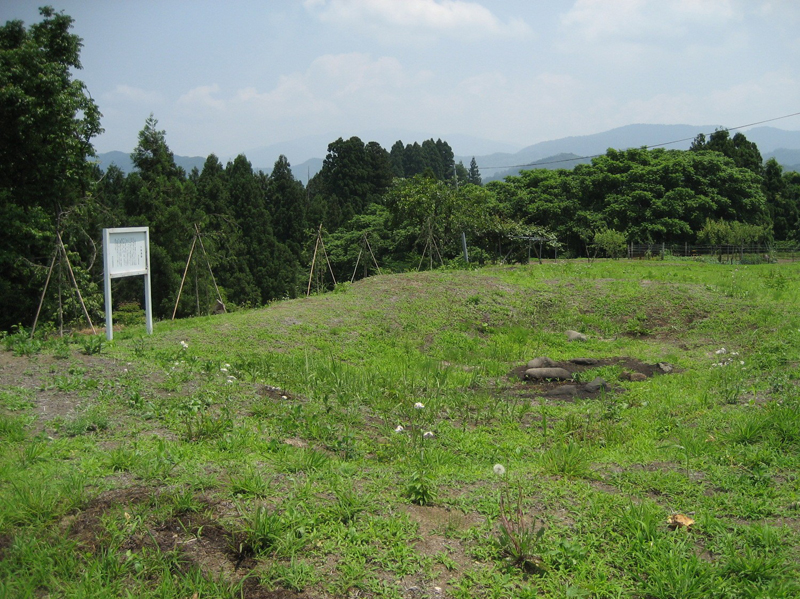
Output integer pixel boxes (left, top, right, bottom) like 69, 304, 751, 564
423, 431, 435, 439
715, 348, 727, 355
224, 363, 231, 368
414, 402, 425, 410
226, 375, 236, 383
493, 464, 506, 476
395, 425, 404, 432
281, 395, 288, 400
220, 367, 228, 373
740, 361, 745, 365
180, 340, 188, 349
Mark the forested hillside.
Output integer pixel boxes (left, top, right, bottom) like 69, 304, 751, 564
3, 8, 800, 332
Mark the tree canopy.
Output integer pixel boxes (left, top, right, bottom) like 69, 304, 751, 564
0, 6, 103, 331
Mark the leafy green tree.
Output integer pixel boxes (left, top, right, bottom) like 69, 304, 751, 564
593, 228, 627, 258
763, 158, 799, 241
691, 129, 763, 175
0, 6, 103, 331
384, 175, 503, 266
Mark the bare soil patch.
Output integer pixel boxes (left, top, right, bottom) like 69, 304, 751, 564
507, 356, 674, 400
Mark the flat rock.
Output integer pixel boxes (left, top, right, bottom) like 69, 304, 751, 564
584, 377, 609, 393
527, 356, 557, 369
628, 373, 647, 382
566, 330, 587, 342
657, 362, 674, 373
570, 357, 597, 365
546, 385, 578, 397
525, 367, 573, 380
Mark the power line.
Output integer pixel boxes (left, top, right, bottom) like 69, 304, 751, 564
479, 110, 800, 171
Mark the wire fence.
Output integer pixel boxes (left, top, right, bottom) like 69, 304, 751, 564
628, 243, 800, 262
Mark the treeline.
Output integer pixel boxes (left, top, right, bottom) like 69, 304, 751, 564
4, 8, 800, 333
490, 129, 800, 254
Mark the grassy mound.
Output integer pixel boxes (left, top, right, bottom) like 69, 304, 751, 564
2, 259, 800, 597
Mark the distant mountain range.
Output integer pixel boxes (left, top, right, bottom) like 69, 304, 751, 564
94, 123, 800, 182
462, 124, 800, 182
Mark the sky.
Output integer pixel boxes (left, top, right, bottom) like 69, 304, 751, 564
3, 0, 800, 162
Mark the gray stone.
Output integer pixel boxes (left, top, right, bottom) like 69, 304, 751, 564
527, 356, 557, 369
525, 367, 573, 380
584, 377, 609, 393
657, 362, 674, 373
629, 373, 647, 382
566, 330, 587, 342
546, 385, 578, 397
570, 357, 597, 365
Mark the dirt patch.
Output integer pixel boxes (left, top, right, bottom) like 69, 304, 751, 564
401, 505, 485, 597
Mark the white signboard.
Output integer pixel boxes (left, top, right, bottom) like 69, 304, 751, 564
103, 227, 153, 340
107, 230, 148, 277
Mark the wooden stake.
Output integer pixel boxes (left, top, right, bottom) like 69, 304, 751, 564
57, 232, 96, 334
351, 247, 363, 283
173, 234, 197, 320
194, 223, 225, 311
318, 232, 337, 286
31, 247, 58, 338
307, 224, 322, 297
364, 235, 382, 275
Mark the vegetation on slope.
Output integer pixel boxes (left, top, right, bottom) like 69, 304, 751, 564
2, 259, 800, 597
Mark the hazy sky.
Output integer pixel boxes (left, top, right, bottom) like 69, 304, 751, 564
3, 0, 800, 159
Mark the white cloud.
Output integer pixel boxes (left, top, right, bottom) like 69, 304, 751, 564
561, 0, 738, 42
177, 84, 225, 111
304, 0, 530, 41
103, 84, 163, 105
229, 53, 416, 120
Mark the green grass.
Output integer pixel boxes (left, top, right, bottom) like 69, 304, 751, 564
1, 258, 800, 597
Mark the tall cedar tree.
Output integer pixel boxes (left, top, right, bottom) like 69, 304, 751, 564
308, 137, 393, 232
124, 116, 199, 317
268, 155, 308, 264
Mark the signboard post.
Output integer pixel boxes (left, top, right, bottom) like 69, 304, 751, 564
103, 227, 153, 340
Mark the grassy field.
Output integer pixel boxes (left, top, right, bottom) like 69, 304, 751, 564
2, 258, 800, 598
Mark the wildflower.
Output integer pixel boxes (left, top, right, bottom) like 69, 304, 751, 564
220, 367, 228, 373
715, 348, 727, 355
226, 375, 236, 384
423, 431, 435, 439
493, 464, 506, 476
414, 402, 425, 409
395, 425, 404, 432
224, 363, 231, 368
281, 395, 288, 400
180, 340, 188, 350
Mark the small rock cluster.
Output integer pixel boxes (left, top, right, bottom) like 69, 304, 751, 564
524, 356, 610, 397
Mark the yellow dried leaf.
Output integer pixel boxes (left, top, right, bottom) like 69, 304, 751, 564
667, 513, 695, 530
